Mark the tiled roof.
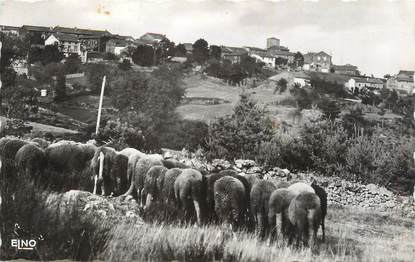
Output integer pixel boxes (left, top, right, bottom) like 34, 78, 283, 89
333, 64, 357, 70
21, 25, 52, 32
49, 33, 79, 42
53, 26, 111, 36
0, 25, 20, 31
221, 46, 248, 55
244, 46, 267, 52
354, 77, 383, 84
268, 50, 295, 57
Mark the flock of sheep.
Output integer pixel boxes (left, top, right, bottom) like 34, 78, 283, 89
0, 136, 327, 248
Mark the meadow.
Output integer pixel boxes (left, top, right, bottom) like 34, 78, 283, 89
101, 205, 415, 262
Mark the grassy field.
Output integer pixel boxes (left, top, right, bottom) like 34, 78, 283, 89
101, 206, 415, 262
177, 74, 297, 124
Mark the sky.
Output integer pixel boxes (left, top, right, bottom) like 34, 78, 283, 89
0, 0, 414, 77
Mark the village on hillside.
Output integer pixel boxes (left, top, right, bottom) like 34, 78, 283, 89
1, 23, 414, 101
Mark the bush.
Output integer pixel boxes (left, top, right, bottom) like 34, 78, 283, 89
206, 94, 274, 160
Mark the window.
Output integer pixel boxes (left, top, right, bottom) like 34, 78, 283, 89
323, 57, 327, 61
317, 56, 321, 61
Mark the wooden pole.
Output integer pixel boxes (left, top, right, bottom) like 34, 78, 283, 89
95, 76, 106, 135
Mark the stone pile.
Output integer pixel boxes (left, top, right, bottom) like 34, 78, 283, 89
161, 153, 415, 218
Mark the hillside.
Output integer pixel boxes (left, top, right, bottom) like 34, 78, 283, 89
177, 74, 299, 125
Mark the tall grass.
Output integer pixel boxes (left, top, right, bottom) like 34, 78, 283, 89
100, 206, 415, 262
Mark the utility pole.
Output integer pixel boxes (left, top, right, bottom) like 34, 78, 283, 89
95, 76, 106, 135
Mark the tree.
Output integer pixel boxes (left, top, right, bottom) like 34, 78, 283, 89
118, 59, 132, 71
2, 77, 39, 119
110, 65, 185, 150
54, 73, 67, 101
318, 97, 341, 121
294, 52, 304, 67
274, 78, 288, 94
209, 45, 222, 60
205, 58, 221, 78
275, 57, 288, 66
192, 38, 209, 65
41, 45, 64, 65
384, 74, 391, 79
64, 54, 82, 74
240, 54, 262, 78
175, 44, 187, 57
342, 106, 368, 136
0, 33, 28, 70
206, 94, 274, 160
85, 63, 109, 93
132, 45, 154, 66
103, 52, 118, 61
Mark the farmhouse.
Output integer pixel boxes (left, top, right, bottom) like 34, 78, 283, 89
386, 70, 415, 95
0, 25, 20, 36
221, 46, 248, 64
332, 64, 359, 75
44, 33, 82, 57
345, 77, 384, 93
139, 32, 166, 45
303, 51, 332, 73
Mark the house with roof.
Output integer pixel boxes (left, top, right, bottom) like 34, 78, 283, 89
20, 25, 53, 44
269, 71, 312, 88
0, 25, 20, 36
244, 46, 268, 57
345, 77, 384, 93
139, 32, 166, 45
52, 26, 112, 53
332, 64, 359, 75
303, 51, 332, 73
221, 46, 248, 64
386, 70, 415, 95
183, 43, 193, 55
44, 33, 81, 57
268, 49, 295, 64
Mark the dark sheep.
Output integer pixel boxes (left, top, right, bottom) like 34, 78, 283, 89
162, 168, 183, 204
311, 182, 328, 242
243, 173, 259, 190
143, 165, 168, 210
90, 146, 128, 196
250, 180, 277, 239
2, 139, 28, 164
119, 148, 146, 185
205, 171, 252, 225
268, 188, 295, 242
15, 143, 47, 184
288, 192, 322, 248
123, 155, 163, 206
174, 168, 205, 225
213, 176, 247, 231
46, 141, 95, 174
0, 138, 28, 191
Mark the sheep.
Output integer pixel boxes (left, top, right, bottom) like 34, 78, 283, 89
250, 180, 276, 239
311, 182, 328, 242
288, 192, 322, 248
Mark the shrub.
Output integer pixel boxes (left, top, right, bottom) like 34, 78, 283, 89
206, 94, 274, 160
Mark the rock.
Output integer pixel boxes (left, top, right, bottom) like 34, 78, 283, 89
235, 159, 256, 169
247, 166, 262, 174
212, 159, 231, 170
366, 183, 379, 195
379, 187, 393, 197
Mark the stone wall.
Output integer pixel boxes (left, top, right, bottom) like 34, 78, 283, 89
163, 152, 415, 219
